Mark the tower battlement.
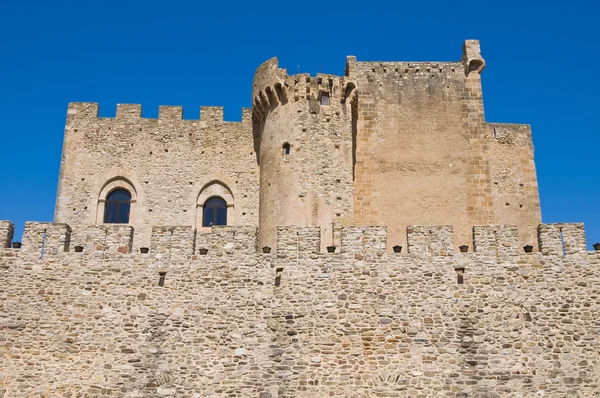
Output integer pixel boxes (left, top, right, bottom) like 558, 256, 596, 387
67, 102, 252, 125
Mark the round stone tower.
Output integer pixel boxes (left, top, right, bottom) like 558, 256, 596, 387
252, 58, 358, 250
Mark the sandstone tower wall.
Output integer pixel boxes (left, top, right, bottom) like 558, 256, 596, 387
54, 104, 259, 250
348, 40, 541, 252
252, 59, 355, 250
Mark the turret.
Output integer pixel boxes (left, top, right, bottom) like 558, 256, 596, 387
252, 58, 358, 250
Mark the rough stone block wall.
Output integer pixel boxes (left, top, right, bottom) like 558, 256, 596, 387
195, 226, 258, 257
473, 224, 519, 257
70, 224, 133, 253
538, 223, 587, 256
21, 222, 71, 256
55, 103, 259, 251
151, 226, 196, 258
407, 225, 453, 256
1, 222, 600, 397
0, 220, 14, 248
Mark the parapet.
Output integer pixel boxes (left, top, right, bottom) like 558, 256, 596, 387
252, 57, 357, 121
21, 222, 71, 256
487, 123, 532, 146
70, 225, 134, 254
473, 225, 519, 256
66, 102, 252, 125
1, 222, 592, 258
339, 226, 387, 255
195, 226, 258, 256
407, 226, 454, 256
0, 221, 14, 248
151, 226, 196, 257
276, 226, 321, 258
538, 223, 587, 256
274, 223, 591, 257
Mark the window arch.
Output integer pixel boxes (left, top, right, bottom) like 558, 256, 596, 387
97, 177, 137, 225
104, 189, 131, 223
195, 180, 234, 229
202, 197, 227, 227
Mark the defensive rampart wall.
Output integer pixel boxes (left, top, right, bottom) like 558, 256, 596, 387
1, 221, 599, 397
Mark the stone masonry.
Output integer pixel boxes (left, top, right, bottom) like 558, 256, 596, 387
1, 40, 596, 397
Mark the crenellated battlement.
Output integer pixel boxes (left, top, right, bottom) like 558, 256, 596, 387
66, 102, 252, 125
252, 58, 357, 122
348, 59, 464, 79
4, 221, 591, 259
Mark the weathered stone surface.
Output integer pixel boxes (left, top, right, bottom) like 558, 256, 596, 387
1, 39, 594, 397
0, 224, 598, 396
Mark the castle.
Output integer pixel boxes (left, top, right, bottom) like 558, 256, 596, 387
0, 40, 598, 397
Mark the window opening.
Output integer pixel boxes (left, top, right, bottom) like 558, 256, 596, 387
275, 268, 283, 287
456, 268, 465, 285
203, 197, 227, 227
320, 93, 329, 105
104, 189, 131, 224
283, 143, 291, 155
158, 272, 166, 287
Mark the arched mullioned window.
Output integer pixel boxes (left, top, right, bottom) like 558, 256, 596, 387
202, 197, 227, 227
103, 189, 131, 223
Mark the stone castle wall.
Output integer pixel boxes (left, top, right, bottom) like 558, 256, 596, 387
1, 221, 599, 397
52, 40, 541, 255
54, 103, 259, 251
348, 40, 541, 252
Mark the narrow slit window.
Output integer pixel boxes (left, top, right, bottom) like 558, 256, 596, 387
320, 93, 329, 105
456, 268, 465, 285
283, 143, 291, 155
275, 268, 283, 287
158, 272, 166, 287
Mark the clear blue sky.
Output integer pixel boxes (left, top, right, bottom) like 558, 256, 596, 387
0, 1, 598, 248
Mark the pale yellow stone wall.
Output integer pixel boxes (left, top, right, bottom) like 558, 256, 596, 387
0, 221, 598, 397
349, 40, 541, 252
54, 104, 259, 250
